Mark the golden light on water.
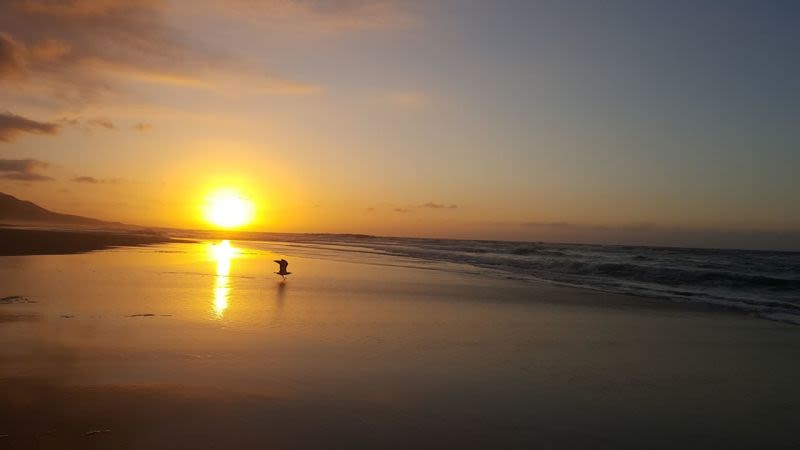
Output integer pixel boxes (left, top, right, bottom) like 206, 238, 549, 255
204, 189, 255, 229
210, 240, 239, 318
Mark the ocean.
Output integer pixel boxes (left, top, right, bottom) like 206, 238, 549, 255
188, 232, 800, 324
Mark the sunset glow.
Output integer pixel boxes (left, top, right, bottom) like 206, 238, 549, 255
2, 2, 800, 449
210, 240, 239, 318
205, 190, 255, 229
0, 1, 797, 249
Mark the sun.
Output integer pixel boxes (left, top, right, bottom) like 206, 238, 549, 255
205, 189, 255, 229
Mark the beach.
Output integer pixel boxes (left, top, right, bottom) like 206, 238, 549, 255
3, 1, 798, 448
0, 237, 798, 449
0, 227, 181, 256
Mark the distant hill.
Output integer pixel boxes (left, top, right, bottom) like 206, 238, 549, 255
0, 192, 121, 227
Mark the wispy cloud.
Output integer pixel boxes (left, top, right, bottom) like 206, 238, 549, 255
71, 176, 120, 184
0, 112, 60, 142
60, 117, 126, 134
0, 158, 52, 181
133, 122, 152, 132
376, 202, 458, 213
88, 118, 115, 130
419, 202, 457, 209
520, 221, 658, 232
0, 33, 25, 78
201, 0, 413, 33
520, 221, 572, 228
15, 0, 145, 18
0, 0, 323, 113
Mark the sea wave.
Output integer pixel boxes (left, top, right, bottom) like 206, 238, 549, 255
347, 238, 799, 322
193, 231, 800, 324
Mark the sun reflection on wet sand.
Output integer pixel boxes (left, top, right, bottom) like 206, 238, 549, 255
210, 240, 239, 318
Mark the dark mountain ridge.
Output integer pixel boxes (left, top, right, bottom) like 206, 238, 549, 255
0, 192, 119, 226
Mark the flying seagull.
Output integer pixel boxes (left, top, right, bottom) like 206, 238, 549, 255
274, 259, 291, 280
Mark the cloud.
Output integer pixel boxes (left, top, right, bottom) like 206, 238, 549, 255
72, 176, 98, 183
88, 118, 115, 130
15, 0, 143, 18
30, 38, 71, 61
520, 221, 658, 231
71, 176, 120, 184
291, 0, 411, 29
385, 202, 458, 213
419, 202, 457, 209
201, 0, 412, 33
0, 158, 52, 181
0, 112, 60, 142
0, 0, 322, 112
0, 33, 25, 78
133, 122, 152, 132
58, 117, 119, 133
0, 1, 169, 108
1, 172, 53, 181
521, 221, 572, 228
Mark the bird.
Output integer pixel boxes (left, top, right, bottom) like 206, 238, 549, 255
274, 259, 291, 280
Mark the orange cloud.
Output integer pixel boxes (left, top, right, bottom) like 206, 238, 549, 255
0, 112, 60, 142
72, 176, 121, 184
18, 0, 161, 17
0, 33, 26, 79
0, 0, 322, 114
133, 122, 152, 132
88, 118, 115, 130
420, 202, 457, 209
29, 39, 72, 61
0, 158, 52, 181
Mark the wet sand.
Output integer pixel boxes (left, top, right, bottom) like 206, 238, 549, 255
0, 240, 798, 449
0, 227, 181, 256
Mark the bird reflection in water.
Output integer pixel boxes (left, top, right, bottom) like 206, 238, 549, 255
209, 240, 239, 318
276, 280, 287, 308
269, 280, 288, 325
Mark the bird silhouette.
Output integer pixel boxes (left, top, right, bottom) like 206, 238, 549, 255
274, 259, 291, 280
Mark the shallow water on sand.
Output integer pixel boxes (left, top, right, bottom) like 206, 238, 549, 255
0, 241, 798, 449
0, 241, 539, 391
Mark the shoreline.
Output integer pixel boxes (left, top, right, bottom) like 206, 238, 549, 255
241, 239, 800, 326
0, 227, 189, 256
0, 240, 798, 449
0, 231, 794, 325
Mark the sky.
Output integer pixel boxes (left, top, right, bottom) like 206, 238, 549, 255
1, 0, 798, 249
